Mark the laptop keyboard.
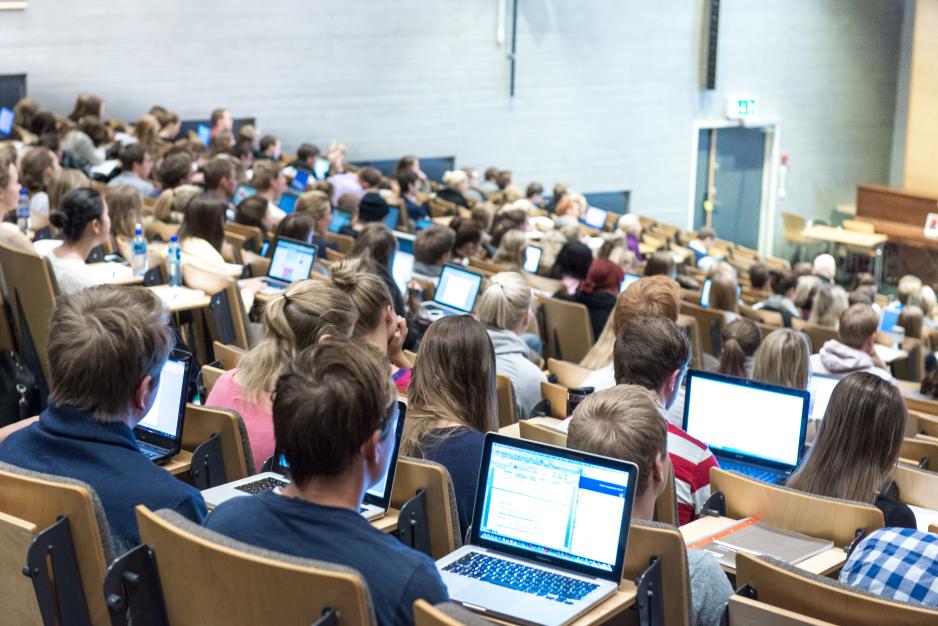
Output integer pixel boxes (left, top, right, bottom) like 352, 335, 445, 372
720, 460, 781, 484
235, 477, 289, 494
138, 441, 168, 460
443, 552, 598, 604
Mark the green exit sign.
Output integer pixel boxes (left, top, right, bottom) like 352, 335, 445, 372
725, 95, 758, 120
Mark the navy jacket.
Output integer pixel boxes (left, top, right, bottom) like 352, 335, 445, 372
0, 403, 206, 550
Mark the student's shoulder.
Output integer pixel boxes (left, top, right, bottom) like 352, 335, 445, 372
667, 423, 715, 459
204, 492, 269, 529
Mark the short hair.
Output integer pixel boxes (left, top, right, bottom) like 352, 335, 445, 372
119, 143, 149, 169
748, 262, 769, 290
48, 286, 174, 422
158, 151, 192, 189
442, 170, 467, 189
613, 275, 680, 335
476, 272, 532, 331
613, 315, 690, 390
696, 226, 715, 240
495, 170, 513, 190
201, 158, 234, 191
178, 192, 227, 251
838, 304, 879, 350
105, 184, 143, 240
567, 385, 667, 496
296, 143, 320, 162
274, 213, 317, 243
49, 188, 105, 242
526, 182, 544, 199
812, 253, 836, 281
358, 167, 382, 188
644, 251, 675, 278
414, 224, 456, 265
19, 147, 57, 193
235, 195, 270, 230
484, 166, 498, 181
273, 340, 396, 486
210, 108, 229, 126
259, 134, 278, 153
396, 169, 419, 195
770, 270, 798, 295
898, 275, 923, 305
252, 160, 281, 192
451, 218, 482, 253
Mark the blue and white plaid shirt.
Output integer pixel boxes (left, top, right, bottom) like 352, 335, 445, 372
839, 528, 938, 607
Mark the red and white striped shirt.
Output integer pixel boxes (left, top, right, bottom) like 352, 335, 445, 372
668, 423, 719, 526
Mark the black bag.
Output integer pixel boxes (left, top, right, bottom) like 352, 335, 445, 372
0, 350, 41, 427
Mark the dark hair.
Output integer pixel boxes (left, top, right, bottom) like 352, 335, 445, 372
49, 187, 106, 242
770, 269, 798, 295
37, 132, 60, 153
496, 170, 512, 190
748, 262, 769, 290
415, 224, 455, 265
202, 158, 234, 191
235, 196, 269, 230
259, 134, 278, 153
68, 94, 103, 122
274, 213, 316, 244
78, 116, 109, 146
550, 241, 593, 280
358, 167, 382, 188
296, 143, 320, 162
526, 182, 544, 198
613, 315, 690, 390
29, 110, 57, 136
20, 147, 56, 193
210, 108, 229, 126
273, 340, 396, 486
397, 169, 419, 195
718, 319, 762, 379
644, 251, 675, 278
490, 215, 522, 247
178, 192, 227, 251
394, 155, 417, 177
350, 223, 396, 270
451, 217, 482, 254
484, 166, 498, 182
158, 151, 192, 188
119, 143, 149, 169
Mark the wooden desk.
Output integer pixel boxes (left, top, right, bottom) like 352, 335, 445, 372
486, 581, 637, 626
148, 286, 211, 312
498, 417, 564, 439
680, 516, 846, 577
802, 224, 888, 285
371, 508, 399, 534
162, 450, 192, 476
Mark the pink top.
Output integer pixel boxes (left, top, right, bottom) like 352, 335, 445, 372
205, 368, 274, 470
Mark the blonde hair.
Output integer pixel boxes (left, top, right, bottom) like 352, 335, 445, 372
898, 274, 923, 305
492, 229, 526, 269
476, 272, 532, 332
152, 184, 200, 222
251, 160, 281, 192
295, 190, 331, 237
616, 213, 642, 237
908, 285, 936, 318
105, 184, 143, 239
237, 280, 358, 404
329, 259, 391, 338
442, 169, 468, 189
808, 285, 849, 328
752, 329, 810, 390
134, 114, 160, 149
48, 168, 89, 215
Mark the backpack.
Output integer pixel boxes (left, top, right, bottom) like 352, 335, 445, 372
0, 350, 42, 427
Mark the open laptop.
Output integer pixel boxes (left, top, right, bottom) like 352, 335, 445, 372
134, 350, 191, 464
879, 302, 902, 333
581, 207, 608, 231
196, 124, 211, 146
278, 190, 300, 214
256, 237, 317, 294
384, 206, 400, 231
619, 272, 640, 293
392, 231, 416, 294
201, 402, 407, 518
523, 245, 543, 274
682, 370, 809, 484
0, 107, 13, 136
329, 208, 353, 233
421, 264, 484, 321
233, 183, 256, 205
807, 373, 841, 421
290, 169, 309, 192
437, 434, 637, 626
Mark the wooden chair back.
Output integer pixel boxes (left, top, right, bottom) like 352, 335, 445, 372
904, 392, 938, 417
0, 463, 112, 625
677, 315, 704, 370
893, 337, 925, 382
909, 409, 938, 438
540, 380, 568, 419
136, 506, 375, 625
428, 196, 459, 218
181, 403, 255, 479
182, 263, 250, 350
325, 247, 346, 262
144, 220, 179, 242
212, 341, 245, 369
413, 600, 494, 625
735, 552, 938, 626
390, 458, 461, 559
547, 358, 592, 389
680, 302, 725, 357
655, 463, 678, 526
727, 595, 836, 625
739, 304, 784, 327
201, 364, 225, 396
325, 232, 355, 255
519, 419, 566, 447
622, 521, 691, 626
791, 319, 838, 353
524, 272, 563, 295
225, 222, 265, 252
468, 257, 513, 275
537, 296, 594, 362
495, 374, 517, 428
892, 463, 938, 510
0, 511, 42, 625
711, 468, 884, 546
900, 437, 938, 470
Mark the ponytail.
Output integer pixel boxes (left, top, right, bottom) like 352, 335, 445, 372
716, 319, 763, 379
718, 337, 748, 378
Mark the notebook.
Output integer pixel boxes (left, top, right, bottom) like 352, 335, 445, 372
437, 434, 637, 626
524, 245, 543, 273
581, 207, 608, 230
682, 370, 809, 484
879, 302, 902, 333
260, 238, 317, 293
134, 350, 191, 464
421, 264, 484, 321
687, 517, 834, 568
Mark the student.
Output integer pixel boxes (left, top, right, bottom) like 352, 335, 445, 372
688, 226, 717, 266
234, 195, 273, 233
808, 284, 849, 328
20, 146, 60, 230
210, 107, 233, 138
157, 151, 194, 190
812, 253, 836, 284
62, 116, 109, 168
717, 319, 762, 379
285, 142, 320, 175
358, 167, 390, 223
68, 93, 106, 122
206, 340, 447, 625
0, 285, 206, 549
401, 315, 499, 536
549, 240, 593, 295
251, 160, 287, 225
437, 170, 470, 208
560, 259, 624, 341
788, 372, 915, 528
708, 272, 739, 321
177, 192, 242, 278
794, 274, 822, 318
643, 251, 677, 281
839, 528, 938, 607
349, 223, 405, 316
492, 228, 526, 271
748, 262, 769, 291
397, 168, 427, 222
412, 224, 455, 282
449, 217, 483, 265
131, 114, 160, 153
809, 304, 894, 383
105, 184, 144, 241
292, 190, 337, 251
567, 385, 733, 625
754, 270, 800, 324
0, 156, 22, 223
615, 213, 644, 262
256, 134, 281, 161
108, 143, 156, 197
202, 157, 238, 202
898, 304, 924, 339
476, 272, 546, 419
273, 213, 316, 245
526, 181, 545, 208
205, 281, 357, 468
46, 188, 113, 295
752, 328, 811, 389
613, 314, 719, 524
898, 274, 923, 306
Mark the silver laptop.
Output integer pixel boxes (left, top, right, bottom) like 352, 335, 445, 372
437, 434, 637, 626
134, 350, 191, 464
807, 373, 840, 421
682, 370, 809, 484
421, 264, 484, 321
202, 401, 406, 519
257, 237, 317, 294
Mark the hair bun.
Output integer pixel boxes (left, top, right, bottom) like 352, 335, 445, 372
48, 211, 68, 229
329, 259, 360, 289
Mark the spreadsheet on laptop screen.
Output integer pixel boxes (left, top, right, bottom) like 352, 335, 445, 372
268, 240, 315, 283
478, 442, 629, 573
138, 358, 187, 437
684, 375, 805, 467
435, 268, 482, 313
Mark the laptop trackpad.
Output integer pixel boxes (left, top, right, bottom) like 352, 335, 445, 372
453, 580, 576, 626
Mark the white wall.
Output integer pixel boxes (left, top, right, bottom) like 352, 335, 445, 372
0, 0, 905, 253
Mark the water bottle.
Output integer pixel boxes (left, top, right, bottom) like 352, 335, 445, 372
16, 188, 29, 234
132, 223, 148, 277
167, 234, 182, 287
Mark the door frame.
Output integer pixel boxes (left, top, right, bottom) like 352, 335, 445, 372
687, 117, 783, 256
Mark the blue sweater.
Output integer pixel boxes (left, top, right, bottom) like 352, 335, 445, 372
422, 427, 484, 539
0, 404, 206, 550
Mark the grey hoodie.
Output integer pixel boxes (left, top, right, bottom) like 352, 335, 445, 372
486, 327, 546, 419
809, 339, 895, 384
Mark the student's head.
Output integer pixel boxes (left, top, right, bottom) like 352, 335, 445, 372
48, 285, 173, 423
551, 240, 592, 280
838, 303, 879, 351
119, 143, 153, 179
396, 169, 420, 197
69, 94, 104, 122
483, 166, 499, 183
105, 185, 143, 240
495, 169, 513, 191
78, 116, 110, 147
178, 192, 227, 252
158, 151, 193, 189
644, 251, 676, 280
709, 273, 739, 312
210, 107, 233, 132
442, 169, 468, 193
849, 285, 876, 307
613, 275, 680, 334
29, 110, 57, 137
152, 184, 200, 223
49, 187, 110, 244
752, 328, 810, 390
403, 315, 498, 456
718, 319, 762, 379
14, 97, 40, 129
296, 143, 320, 165
259, 134, 280, 159
47, 168, 89, 215
567, 385, 668, 509
294, 190, 332, 237
20, 147, 59, 194
134, 115, 160, 147
274, 213, 317, 245
476, 272, 533, 334
252, 160, 286, 195
202, 158, 237, 198
415, 224, 455, 267
238, 280, 357, 403
470, 204, 494, 232
358, 167, 382, 190
613, 314, 690, 409
337, 192, 360, 220
493, 229, 526, 268
899, 305, 924, 339
788, 372, 906, 505
793, 274, 821, 310
908, 285, 937, 319
273, 340, 397, 488
330, 259, 394, 349
812, 253, 836, 283
0, 156, 20, 215
898, 274, 923, 305
349, 223, 396, 271
580, 259, 624, 295
695, 226, 716, 247
748, 262, 769, 290
809, 284, 849, 328
770, 269, 798, 297
395, 155, 420, 177
235, 195, 272, 232
450, 218, 483, 260
616, 213, 642, 238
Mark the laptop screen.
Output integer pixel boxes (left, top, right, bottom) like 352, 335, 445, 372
582, 207, 608, 230
196, 124, 211, 146
329, 209, 353, 233
267, 238, 317, 283
473, 435, 636, 581
0, 107, 13, 136
392, 251, 414, 294
135, 351, 191, 445
880, 303, 902, 332
290, 170, 309, 192
313, 157, 330, 180
620, 273, 640, 293
234, 183, 256, 205
682, 370, 808, 469
364, 401, 406, 506
523, 245, 543, 273
434, 265, 484, 314
808, 374, 840, 421
384, 206, 400, 230
394, 230, 415, 255
699, 279, 712, 307
278, 191, 299, 214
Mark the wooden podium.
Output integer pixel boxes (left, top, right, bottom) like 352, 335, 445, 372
856, 184, 938, 284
